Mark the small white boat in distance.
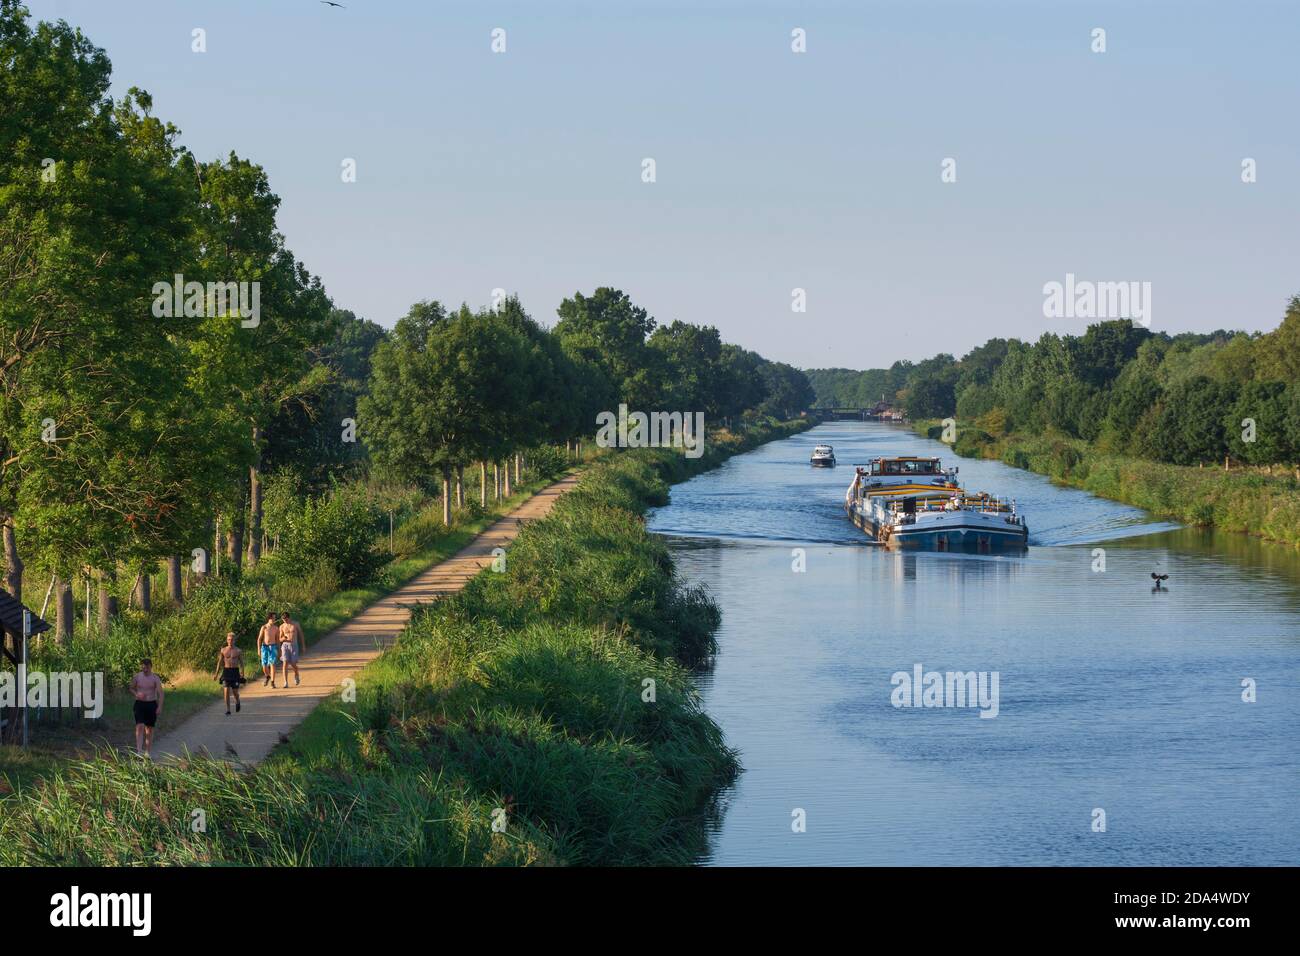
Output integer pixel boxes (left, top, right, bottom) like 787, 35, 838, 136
811, 444, 836, 467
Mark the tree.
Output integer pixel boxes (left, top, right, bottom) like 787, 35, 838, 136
263, 309, 386, 494
1071, 320, 1150, 388
1102, 358, 1164, 453
648, 321, 725, 415
717, 345, 768, 426
554, 288, 662, 409
360, 302, 535, 525
1253, 295, 1300, 384
0, 8, 207, 625
190, 153, 335, 569
904, 376, 954, 418
758, 362, 814, 419
1151, 376, 1236, 465
1227, 381, 1292, 465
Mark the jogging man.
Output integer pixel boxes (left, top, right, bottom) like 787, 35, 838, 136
128, 658, 164, 758
214, 632, 243, 715
257, 613, 280, 687
278, 611, 301, 687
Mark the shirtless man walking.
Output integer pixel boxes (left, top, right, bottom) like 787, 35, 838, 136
278, 611, 302, 687
214, 632, 244, 715
128, 658, 164, 758
257, 613, 280, 687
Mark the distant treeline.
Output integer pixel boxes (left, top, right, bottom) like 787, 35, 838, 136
807, 300, 1300, 467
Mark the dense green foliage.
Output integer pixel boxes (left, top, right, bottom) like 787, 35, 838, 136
552, 286, 816, 427
0, 0, 810, 662
0, 423, 809, 865
811, 307, 1300, 469
261, 487, 385, 588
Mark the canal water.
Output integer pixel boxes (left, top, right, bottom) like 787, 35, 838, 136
646, 421, 1300, 866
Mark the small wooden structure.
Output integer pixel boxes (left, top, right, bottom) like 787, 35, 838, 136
0, 591, 51, 744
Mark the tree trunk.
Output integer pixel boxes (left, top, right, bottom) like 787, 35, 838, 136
55, 577, 73, 645
246, 424, 263, 566
455, 465, 464, 508
441, 468, 452, 526
480, 461, 488, 508
166, 556, 183, 607
515, 453, 521, 486
2, 517, 22, 602
97, 570, 118, 632
227, 504, 245, 577
494, 463, 501, 501
502, 459, 512, 497
134, 573, 151, 612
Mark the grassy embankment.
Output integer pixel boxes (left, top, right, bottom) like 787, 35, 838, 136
1, 465, 574, 783
0, 419, 810, 865
915, 419, 1300, 547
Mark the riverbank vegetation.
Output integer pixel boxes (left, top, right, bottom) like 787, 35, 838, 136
0, 420, 806, 865
0, 1, 815, 747
917, 421, 1300, 546
810, 307, 1300, 544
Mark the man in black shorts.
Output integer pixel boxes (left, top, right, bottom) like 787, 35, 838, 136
214, 632, 244, 715
129, 658, 164, 758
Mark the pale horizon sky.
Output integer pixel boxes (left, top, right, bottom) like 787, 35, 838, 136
27, 0, 1300, 369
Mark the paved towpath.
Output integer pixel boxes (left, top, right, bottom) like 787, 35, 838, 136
152, 475, 580, 766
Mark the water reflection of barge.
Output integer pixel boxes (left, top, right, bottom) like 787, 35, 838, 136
844, 456, 1028, 553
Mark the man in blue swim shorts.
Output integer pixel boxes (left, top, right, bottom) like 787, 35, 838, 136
257, 613, 280, 687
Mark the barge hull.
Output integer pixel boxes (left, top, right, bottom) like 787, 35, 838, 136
847, 506, 1028, 552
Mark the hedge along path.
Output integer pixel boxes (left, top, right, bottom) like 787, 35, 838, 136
152, 474, 581, 767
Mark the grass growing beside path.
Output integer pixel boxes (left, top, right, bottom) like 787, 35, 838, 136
0, 419, 808, 866
916, 420, 1300, 547
1, 469, 571, 779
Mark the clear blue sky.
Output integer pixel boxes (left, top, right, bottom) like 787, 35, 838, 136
28, 0, 1300, 368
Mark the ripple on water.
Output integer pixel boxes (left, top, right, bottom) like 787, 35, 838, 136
648, 422, 1300, 866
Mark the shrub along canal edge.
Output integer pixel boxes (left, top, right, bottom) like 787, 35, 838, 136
0, 419, 810, 866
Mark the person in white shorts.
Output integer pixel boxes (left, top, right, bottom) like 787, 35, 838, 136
278, 611, 302, 687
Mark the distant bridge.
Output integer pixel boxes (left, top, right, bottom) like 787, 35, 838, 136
810, 406, 906, 422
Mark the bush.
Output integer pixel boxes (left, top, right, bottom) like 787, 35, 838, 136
29, 577, 276, 686
1003, 448, 1031, 470
1049, 442, 1084, 479
264, 487, 386, 588
526, 445, 567, 479
954, 428, 995, 458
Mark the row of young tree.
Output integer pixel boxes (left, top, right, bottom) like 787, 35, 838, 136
0, 3, 811, 639
807, 301, 1300, 467
360, 288, 817, 522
